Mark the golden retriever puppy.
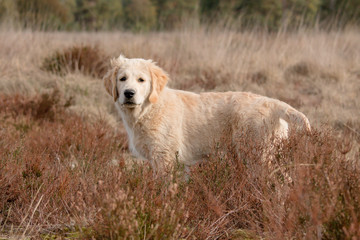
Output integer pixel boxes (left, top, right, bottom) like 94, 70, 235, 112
104, 55, 311, 172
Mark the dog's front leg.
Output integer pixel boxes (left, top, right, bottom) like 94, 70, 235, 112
149, 149, 177, 175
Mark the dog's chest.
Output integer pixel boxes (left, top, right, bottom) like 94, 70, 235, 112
122, 122, 146, 159
123, 118, 151, 160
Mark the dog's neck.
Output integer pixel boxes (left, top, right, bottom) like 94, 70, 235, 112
115, 100, 154, 129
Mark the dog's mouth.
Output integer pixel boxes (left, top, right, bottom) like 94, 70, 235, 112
121, 101, 139, 108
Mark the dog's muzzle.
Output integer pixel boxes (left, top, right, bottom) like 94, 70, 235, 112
122, 89, 138, 107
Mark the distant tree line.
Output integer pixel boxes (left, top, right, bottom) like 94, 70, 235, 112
0, 0, 359, 30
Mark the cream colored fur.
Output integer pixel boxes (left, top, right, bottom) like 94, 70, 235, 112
104, 55, 311, 172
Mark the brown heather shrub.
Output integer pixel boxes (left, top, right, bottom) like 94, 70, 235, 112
0, 89, 73, 121
89, 165, 190, 239
84, 128, 360, 239
42, 45, 109, 78
0, 92, 128, 237
1, 91, 360, 239
184, 129, 360, 239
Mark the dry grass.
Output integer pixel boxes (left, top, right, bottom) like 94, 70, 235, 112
0, 26, 360, 239
0, 28, 359, 128
42, 44, 109, 78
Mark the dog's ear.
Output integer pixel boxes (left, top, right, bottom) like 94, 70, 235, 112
104, 55, 127, 101
148, 63, 169, 104
103, 65, 119, 102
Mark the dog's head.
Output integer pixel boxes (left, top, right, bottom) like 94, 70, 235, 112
103, 55, 168, 108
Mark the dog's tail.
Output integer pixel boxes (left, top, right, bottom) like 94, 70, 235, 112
283, 107, 311, 133
267, 104, 310, 143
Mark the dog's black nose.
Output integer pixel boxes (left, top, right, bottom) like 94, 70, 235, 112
124, 89, 136, 99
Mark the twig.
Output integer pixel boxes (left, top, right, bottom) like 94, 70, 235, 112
22, 194, 44, 237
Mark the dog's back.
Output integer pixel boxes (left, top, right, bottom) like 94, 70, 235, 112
170, 90, 310, 164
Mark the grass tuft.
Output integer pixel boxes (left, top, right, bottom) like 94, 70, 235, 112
42, 45, 109, 78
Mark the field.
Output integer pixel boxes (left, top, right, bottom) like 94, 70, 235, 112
0, 27, 360, 239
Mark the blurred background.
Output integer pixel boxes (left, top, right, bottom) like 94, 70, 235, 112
0, 0, 359, 31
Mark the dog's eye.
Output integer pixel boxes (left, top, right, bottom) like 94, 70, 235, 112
120, 76, 127, 81
138, 78, 145, 82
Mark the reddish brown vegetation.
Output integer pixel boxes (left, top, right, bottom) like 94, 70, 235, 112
187, 130, 360, 239
0, 89, 73, 121
0, 92, 127, 237
0, 92, 359, 239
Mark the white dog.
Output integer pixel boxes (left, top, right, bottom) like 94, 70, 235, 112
104, 55, 311, 172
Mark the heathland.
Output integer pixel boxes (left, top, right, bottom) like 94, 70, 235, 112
0, 26, 360, 239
